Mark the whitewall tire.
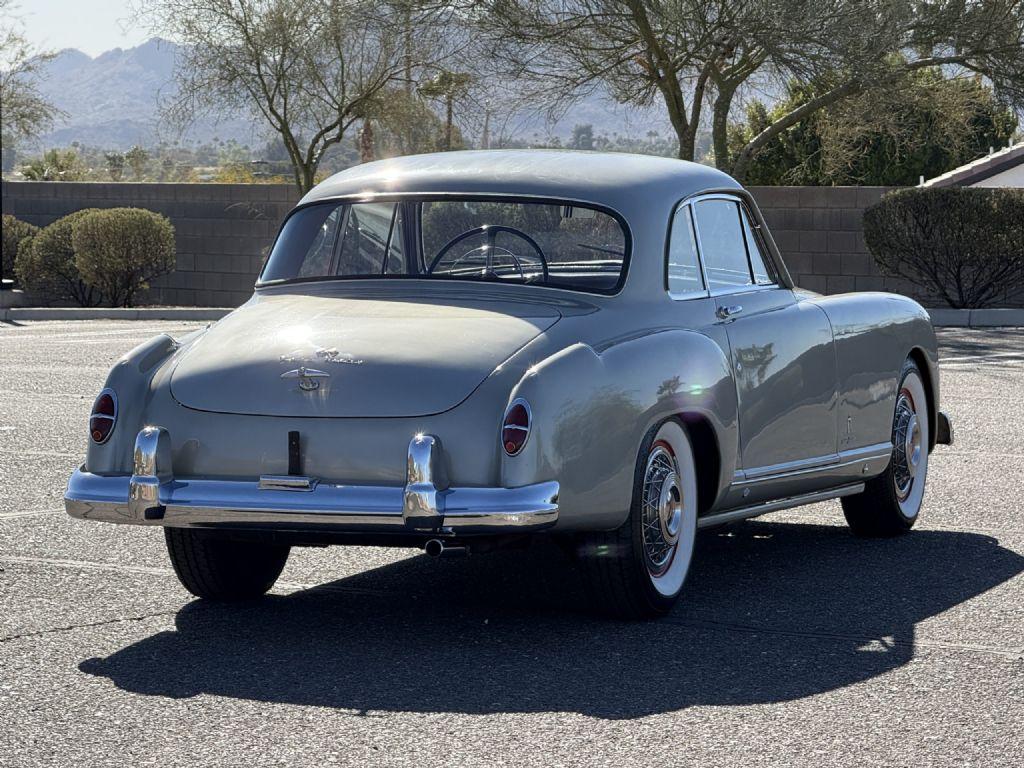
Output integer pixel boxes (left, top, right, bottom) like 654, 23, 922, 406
581, 418, 698, 619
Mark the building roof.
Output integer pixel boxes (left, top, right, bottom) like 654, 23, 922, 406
301, 150, 739, 211
921, 142, 1024, 188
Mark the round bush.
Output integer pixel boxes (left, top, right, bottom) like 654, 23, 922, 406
72, 208, 176, 307
863, 187, 1024, 308
1, 215, 39, 287
14, 209, 102, 306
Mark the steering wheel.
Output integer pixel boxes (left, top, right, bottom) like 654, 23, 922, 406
428, 225, 548, 281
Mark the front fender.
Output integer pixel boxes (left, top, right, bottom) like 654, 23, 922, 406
501, 329, 737, 531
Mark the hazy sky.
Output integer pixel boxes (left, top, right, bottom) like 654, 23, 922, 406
17, 1, 149, 57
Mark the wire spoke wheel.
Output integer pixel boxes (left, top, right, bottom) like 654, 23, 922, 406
892, 388, 922, 501
641, 443, 683, 577
842, 359, 930, 537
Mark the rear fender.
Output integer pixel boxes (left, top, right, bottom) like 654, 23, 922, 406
85, 331, 203, 474
501, 330, 737, 530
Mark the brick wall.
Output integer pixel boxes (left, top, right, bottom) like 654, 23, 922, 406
747, 186, 923, 301
0, 180, 994, 308
1, 181, 298, 307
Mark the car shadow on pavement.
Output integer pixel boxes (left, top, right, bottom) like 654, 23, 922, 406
79, 520, 1024, 719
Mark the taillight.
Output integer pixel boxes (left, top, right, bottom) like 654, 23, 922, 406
89, 389, 117, 444
502, 399, 531, 456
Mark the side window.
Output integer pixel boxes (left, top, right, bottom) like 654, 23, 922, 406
667, 204, 704, 296
740, 207, 774, 285
296, 204, 343, 279
693, 199, 753, 291
336, 202, 399, 276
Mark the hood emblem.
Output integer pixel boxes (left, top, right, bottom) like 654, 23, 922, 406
281, 367, 330, 392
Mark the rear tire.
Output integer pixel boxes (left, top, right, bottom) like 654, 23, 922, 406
580, 419, 698, 619
842, 358, 929, 537
164, 528, 290, 601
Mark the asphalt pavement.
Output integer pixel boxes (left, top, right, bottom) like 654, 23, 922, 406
2, 320, 1023, 767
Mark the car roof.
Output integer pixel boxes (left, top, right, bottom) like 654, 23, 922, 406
300, 150, 741, 211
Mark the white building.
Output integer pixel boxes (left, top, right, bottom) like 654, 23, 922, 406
921, 142, 1024, 188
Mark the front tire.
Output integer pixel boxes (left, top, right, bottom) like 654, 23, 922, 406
164, 528, 290, 601
842, 358, 929, 537
580, 419, 699, 619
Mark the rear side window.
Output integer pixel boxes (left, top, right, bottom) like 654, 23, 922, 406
667, 205, 704, 296
693, 199, 753, 291
334, 202, 403, 276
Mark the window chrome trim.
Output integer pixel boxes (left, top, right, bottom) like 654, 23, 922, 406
666, 190, 791, 301
690, 195, 760, 296
665, 203, 711, 302
707, 283, 781, 299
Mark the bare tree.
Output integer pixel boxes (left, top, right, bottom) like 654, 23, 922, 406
487, 0, 1024, 180
142, 0, 420, 191
0, 0, 64, 147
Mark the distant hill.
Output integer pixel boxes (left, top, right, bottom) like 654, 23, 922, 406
29, 38, 674, 152
34, 38, 257, 149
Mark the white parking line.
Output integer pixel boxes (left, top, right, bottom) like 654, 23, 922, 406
0, 325, 200, 341
940, 351, 1024, 365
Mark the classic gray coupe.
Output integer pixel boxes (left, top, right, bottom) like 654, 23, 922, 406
66, 151, 953, 618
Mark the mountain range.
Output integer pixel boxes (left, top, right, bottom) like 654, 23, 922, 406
31, 38, 674, 151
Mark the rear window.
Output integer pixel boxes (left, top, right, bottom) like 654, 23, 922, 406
259, 197, 629, 294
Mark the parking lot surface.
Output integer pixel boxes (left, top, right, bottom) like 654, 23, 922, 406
2, 320, 1023, 767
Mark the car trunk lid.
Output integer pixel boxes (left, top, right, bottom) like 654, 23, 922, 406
169, 291, 560, 417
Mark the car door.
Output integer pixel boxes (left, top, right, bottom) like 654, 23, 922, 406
690, 194, 839, 480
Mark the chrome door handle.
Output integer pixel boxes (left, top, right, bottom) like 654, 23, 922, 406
716, 305, 743, 320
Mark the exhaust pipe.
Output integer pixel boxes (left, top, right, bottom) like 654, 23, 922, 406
424, 538, 468, 558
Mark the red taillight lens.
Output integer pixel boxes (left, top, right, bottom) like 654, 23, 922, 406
502, 400, 531, 456
89, 390, 117, 444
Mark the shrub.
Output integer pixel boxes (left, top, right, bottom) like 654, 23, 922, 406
1, 215, 39, 286
864, 187, 1024, 308
14, 209, 102, 306
72, 208, 176, 307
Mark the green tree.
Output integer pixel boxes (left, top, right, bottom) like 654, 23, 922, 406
20, 149, 86, 181
105, 152, 126, 181
372, 86, 451, 156
125, 146, 150, 180
418, 70, 473, 151
569, 124, 594, 151
731, 68, 1018, 185
490, 0, 1024, 180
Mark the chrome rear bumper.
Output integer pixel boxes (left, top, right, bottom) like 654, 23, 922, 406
65, 427, 559, 535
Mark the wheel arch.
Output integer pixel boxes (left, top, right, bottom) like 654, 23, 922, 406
678, 411, 722, 515
908, 346, 938, 452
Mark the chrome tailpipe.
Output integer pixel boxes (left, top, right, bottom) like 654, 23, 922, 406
424, 538, 469, 558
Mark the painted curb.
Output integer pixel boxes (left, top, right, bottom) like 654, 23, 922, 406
928, 308, 1024, 328
1, 307, 233, 321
